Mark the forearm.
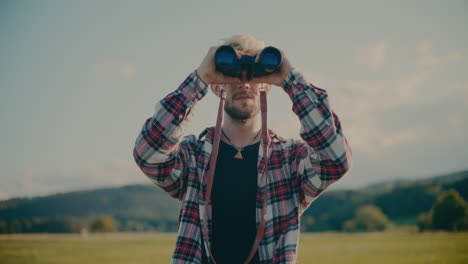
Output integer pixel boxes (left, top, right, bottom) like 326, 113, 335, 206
134, 72, 207, 158
283, 70, 352, 204
133, 72, 207, 195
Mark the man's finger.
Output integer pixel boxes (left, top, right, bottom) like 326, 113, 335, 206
254, 50, 262, 64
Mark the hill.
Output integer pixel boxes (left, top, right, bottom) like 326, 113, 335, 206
0, 185, 180, 233
1, 170, 467, 233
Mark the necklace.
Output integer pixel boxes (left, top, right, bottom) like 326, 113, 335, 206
221, 129, 261, 160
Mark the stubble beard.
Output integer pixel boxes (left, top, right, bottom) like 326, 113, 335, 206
224, 100, 260, 121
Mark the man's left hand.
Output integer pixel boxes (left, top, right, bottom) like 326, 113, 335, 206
250, 48, 295, 87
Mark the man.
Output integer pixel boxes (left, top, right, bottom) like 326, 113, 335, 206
133, 34, 352, 264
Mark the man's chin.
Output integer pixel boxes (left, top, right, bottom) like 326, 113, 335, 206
225, 108, 249, 119
227, 112, 252, 120
225, 102, 260, 120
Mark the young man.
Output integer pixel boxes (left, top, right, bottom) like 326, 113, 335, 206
133, 34, 352, 264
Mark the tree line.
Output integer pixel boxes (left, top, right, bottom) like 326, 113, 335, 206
1, 172, 467, 233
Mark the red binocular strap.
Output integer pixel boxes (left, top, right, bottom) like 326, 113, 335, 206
203, 87, 269, 264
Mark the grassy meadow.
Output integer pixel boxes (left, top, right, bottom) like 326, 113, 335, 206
0, 232, 467, 264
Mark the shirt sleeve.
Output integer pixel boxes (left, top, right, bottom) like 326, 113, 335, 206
282, 70, 353, 211
133, 72, 208, 199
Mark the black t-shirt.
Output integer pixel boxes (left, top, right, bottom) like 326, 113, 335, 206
202, 140, 261, 264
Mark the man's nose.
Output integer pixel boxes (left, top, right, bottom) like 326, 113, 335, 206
239, 82, 251, 90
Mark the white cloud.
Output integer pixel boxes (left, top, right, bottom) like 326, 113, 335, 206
16, 160, 145, 197
301, 71, 323, 87
453, 81, 468, 104
381, 126, 430, 148
338, 70, 430, 113
269, 116, 301, 139
417, 40, 464, 67
335, 39, 468, 156
417, 40, 439, 66
333, 99, 432, 157
94, 62, 136, 79
390, 71, 432, 107
448, 116, 463, 130
0, 192, 9, 201
355, 40, 389, 70
267, 89, 431, 158
110, 159, 136, 170
417, 40, 432, 54
446, 52, 463, 63
331, 72, 432, 156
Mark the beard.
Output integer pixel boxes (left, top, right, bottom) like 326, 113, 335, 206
224, 99, 260, 120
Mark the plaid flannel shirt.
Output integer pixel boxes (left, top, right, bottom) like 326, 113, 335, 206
133, 70, 352, 263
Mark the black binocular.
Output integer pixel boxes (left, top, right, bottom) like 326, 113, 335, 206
214, 45, 283, 80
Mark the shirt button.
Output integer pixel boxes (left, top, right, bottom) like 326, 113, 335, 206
293, 80, 298, 85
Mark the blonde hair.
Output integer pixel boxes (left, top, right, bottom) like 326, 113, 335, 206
222, 34, 265, 54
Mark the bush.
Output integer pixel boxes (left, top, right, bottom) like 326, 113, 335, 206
343, 205, 392, 232
454, 216, 468, 231
417, 189, 468, 231
89, 216, 118, 233
416, 211, 432, 232
431, 190, 468, 231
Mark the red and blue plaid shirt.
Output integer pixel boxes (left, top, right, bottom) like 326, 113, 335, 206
133, 70, 352, 263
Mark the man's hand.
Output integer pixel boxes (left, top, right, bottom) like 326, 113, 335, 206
251, 48, 295, 87
196, 46, 242, 85
196, 46, 295, 87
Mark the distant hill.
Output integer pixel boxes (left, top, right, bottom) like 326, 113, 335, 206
1, 170, 467, 233
302, 169, 468, 230
0, 185, 180, 233
364, 169, 468, 193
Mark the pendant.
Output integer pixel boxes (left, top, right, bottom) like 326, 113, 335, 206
234, 151, 243, 160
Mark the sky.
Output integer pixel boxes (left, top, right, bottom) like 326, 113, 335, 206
1, 0, 467, 199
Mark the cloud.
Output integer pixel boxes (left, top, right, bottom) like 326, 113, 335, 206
15, 159, 146, 197
269, 115, 301, 139
417, 40, 439, 66
381, 126, 430, 148
332, 39, 464, 156
453, 81, 468, 104
417, 40, 464, 67
355, 40, 389, 70
301, 71, 323, 87
0, 192, 9, 201
94, 62, 136, 79
332, 94, 433, 157
448, 116, 463, 130
339, 70, 430, 112
291, 39, 466, 158
446, 52, 463, 63
267, 74, 434, 157
334, 71, 434, 156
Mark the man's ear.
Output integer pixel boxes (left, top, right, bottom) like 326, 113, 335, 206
210, 84, 222, 97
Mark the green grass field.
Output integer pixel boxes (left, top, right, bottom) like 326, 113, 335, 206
0, 232, 467, 263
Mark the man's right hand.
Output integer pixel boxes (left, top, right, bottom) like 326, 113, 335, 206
196, 46, 242, 85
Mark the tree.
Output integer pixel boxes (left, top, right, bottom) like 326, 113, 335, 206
416, 211, 432, 232
343, 205, 392, 232
300, 216, 315, 232
0, 220, 7, 233
431, 189, 468, 231
454, 216, 468, 230
375, 184, 441, 220
89, 216, 118, 233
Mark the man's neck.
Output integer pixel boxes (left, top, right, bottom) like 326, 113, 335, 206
222, 114, 261, 147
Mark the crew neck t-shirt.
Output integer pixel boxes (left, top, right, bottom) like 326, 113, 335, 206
202, 140, 261, 264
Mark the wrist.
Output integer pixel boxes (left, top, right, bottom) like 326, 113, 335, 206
195, 69, 211, 85
278, 68, 294, 88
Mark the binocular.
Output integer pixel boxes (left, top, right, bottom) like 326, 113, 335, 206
214, 45, 283, 80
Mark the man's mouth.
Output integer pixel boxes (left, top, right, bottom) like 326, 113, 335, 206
234, 93, 254, 100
